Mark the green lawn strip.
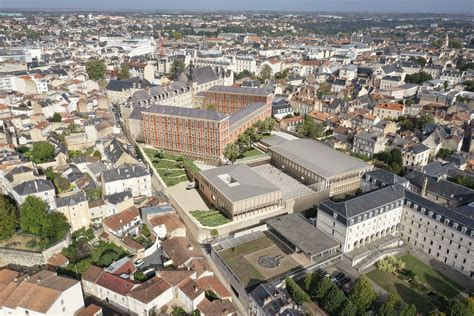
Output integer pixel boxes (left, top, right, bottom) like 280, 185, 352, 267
367, 269, 434, 314
190, 210, 231, 227
400, 254, 463, 298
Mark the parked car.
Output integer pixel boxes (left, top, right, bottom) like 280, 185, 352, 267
134, 259, 144, 267
186, 182, 197, 190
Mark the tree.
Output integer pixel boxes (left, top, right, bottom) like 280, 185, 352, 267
260, 64, 272, 81
285, 277, 310, 305
349, 276, 377, 313
410, 57, 427, 67
400, 304, 417, 316
50, 112, 62, 122
31, 141, 55, 163
339, 301, 357, 316
117, 64, 131, 80
314, 276, 333, 300
93, 150, 102, 160
0, 195, 18, 240
322, 286, 346, 314
43, 212, 69, 240
171, 31, 183, 41
437, 148, 455, 159
416, 113, 435, 130
235, 70, 252, 80
449, 39, 463, 49
210, 229, 219, 239
86, 60, 106, 81
275, 69, 289, 80
20, 196, 51, 236
191, 310, 201, 316
171, 306, 187, 316
54, 176, 71, 193
405, 71, 432, 84
170, 60, 185, 79
378, 295, 402, 316
463, 80, 474, 92
447, 299, 470, 316
300, 117, 323, 139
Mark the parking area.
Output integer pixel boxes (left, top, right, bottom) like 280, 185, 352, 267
167, 181, 210, 212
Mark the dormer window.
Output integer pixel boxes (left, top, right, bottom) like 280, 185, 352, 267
428, 211, 433, 217
453, 223, 459, 229
444, 219, 450, 225
461, 227, 467, 233
436, 215, 441, 221
333, 212, 338, 219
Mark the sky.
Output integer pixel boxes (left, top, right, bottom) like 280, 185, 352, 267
1, 0, 473, 14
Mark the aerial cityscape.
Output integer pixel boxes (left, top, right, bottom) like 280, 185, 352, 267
0, 2, 473, 315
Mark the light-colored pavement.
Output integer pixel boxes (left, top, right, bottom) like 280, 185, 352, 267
167, 182, 210, 212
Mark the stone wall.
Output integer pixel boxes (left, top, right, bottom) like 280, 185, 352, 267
0, 234, 71, 268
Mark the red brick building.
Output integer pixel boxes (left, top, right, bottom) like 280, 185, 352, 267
142, 102, 271, 161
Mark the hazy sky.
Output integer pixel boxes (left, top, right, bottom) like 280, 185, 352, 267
2, 0, 473, 14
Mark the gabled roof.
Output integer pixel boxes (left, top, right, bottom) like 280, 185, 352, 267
13, 179, 54, 196
128, 277, 172, 304
55, 191, 87, 208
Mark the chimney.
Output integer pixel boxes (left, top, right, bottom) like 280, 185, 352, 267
421, 177, 428, 197
187, 245, 193, 251
193, 285, 198, 293
145, 86, 151, 95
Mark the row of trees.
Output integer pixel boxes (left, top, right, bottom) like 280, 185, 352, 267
223, 117, 275, 163
302, 273, 418, 316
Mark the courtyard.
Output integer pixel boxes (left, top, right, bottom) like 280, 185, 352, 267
217, 232, 301, 288
366, 254, 465, 314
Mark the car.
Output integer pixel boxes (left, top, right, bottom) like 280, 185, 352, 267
134, 259, 144, 267
333, 272, 345, 281
186, 182, 196, 190
143, 268, 156, 278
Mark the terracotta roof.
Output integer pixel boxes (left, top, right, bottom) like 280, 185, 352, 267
375, 103, 404, 112
96, 269, 136, 296
158, 270, 195, 286
161, 237, 202, 267
82, 266, 103, 283
0, 269, 20, 285
76, 304, 103, 316
102, 206, 140, 231
299, 60, 323, 66
196, 276, 231, 298
197, 298, 237, 315
178, 278, 203, 300
149, 214, 185, 231
122, 236, 144, 250
47, 253, 70, 267
188, 258, 209, 277
128, 277, 172, 304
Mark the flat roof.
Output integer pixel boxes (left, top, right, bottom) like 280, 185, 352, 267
269, 139, 371, 178
142, 104, 228, 122
267, 214, 340, 256
207, 85, 271, 97
200, 164, 281, 203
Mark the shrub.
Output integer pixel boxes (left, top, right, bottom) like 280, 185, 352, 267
376, 256, 406, 273
25, 239, 37, 249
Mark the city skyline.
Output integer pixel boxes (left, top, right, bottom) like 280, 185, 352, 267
2, 0, 474, 14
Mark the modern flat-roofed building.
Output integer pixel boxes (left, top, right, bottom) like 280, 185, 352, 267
268, 139, 373, 196
142, 102, 271, 161
197, 164, 283, 220
267, 213, 341, 263
199, 85, 272, 114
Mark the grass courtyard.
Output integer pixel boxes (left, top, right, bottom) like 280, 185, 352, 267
367, 254, 464, 314
219, 235, 300, 288
190, 210, 231, 227
143, 148, 200, 187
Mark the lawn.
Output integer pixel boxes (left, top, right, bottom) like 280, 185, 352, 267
190, 210, 231, 227
367, 269, 434, 314
219, 236, 275, 288
143, 148, 200, 186
237, 148, 267, 161
400, 254, 463, 298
